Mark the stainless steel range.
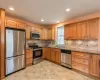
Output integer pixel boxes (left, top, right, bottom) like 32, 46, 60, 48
29, 43, 43, 64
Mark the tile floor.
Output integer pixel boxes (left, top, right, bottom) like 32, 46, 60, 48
3, 60, 95, 80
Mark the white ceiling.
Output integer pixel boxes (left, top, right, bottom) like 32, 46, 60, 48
0, 0, 100, 25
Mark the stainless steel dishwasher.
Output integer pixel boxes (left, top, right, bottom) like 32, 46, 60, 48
61, 49, 72, 68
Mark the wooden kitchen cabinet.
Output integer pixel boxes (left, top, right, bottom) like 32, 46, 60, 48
90, 54, 100, 77
41, 28, 52, 40
64, 18, 99, 40
47, 28, 52, 40
26, 49, 33, 66
87, 18, 99, 40
43, 48, 60, 64
50, 49, 56, 62
25, 26, 31, 40
52, 27, 56, 40
64, 23, 77, 40
76, 22, 82, 39
72, 52, 90, 74
64, 26, 70, 40
43, 48, 51, 60
17, 22, 26, 30
50, 48, 61, 64
55, 49, 61, 64
5, 18, 17, 28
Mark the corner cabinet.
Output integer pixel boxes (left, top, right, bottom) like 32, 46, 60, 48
43, 48, 61, 64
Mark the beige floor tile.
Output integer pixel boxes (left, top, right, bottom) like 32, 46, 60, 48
3, 60, 95, 80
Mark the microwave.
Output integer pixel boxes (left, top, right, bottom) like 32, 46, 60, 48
31, 32, 40, 39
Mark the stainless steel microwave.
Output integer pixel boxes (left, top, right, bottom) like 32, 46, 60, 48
31, 32, 40, 39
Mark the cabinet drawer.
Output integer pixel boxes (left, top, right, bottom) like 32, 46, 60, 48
72, 56, 89, 65
72, 52, 90, 59
72, 62, 89, 73
26, 58, 33, 65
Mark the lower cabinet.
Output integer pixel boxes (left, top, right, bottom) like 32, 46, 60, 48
72, 51, 100, 78
43, 48, 51, 60
90, 54, 100, 77
43, 48, 61, 64
26, 49, 33, 66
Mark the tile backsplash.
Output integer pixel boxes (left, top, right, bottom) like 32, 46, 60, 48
26, 40, 98, 51
65, 40, 98, 51
26, 40, 52, 48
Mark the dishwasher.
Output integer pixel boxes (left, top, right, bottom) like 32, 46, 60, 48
61, 49, 72, 68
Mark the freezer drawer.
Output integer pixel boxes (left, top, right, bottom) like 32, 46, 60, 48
6, 55, 25, 75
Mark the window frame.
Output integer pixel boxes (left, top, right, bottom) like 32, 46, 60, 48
56, 26, 64, 45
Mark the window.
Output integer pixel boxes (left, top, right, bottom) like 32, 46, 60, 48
57, 26, 64, 45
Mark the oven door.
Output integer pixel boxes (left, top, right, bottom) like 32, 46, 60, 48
33, 49, 42, 59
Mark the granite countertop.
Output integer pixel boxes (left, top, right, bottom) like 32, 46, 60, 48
26, 46, 100, 55
43, 46, 100, 55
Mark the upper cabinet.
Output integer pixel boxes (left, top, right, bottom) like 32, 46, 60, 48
17, 22, 26, 30
64, 18, 99, 40
5, 18, 17, 28
64, 23, 77, 40
87, 18, 99, 40
41, 27, 53, 40
25, 25, 31, 40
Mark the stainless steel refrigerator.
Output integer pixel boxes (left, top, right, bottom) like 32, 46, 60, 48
6, 28, 26, 75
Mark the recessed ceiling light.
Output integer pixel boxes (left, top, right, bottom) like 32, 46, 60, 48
41, 19, 44, 22
57, 21, 60, 23
66, 8, 70, 12
9, 7, 15, 11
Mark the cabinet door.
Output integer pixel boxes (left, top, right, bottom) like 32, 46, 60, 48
81, 21, 87, 40
77, 22, 82, 39
46, 48, 51, 60
25, 26, 31, 40
43, 48, 51, 60
50, 49, 56, 62
90, 54, 100, 77
26, 58, 33, 66
47, 28, 52, 40
64, 26, 70, 39
52, 27, 56, 40
26, 49, 33, 58
70, 24, 77, 39
5, 19, 17, 28
87, 18, 99, 40
17, 22, 25, 30
55, 49, 61, 64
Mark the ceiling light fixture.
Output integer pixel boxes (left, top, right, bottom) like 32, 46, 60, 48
66, 8, 70, 12
41, 19, 44, 22
57, 21, 60, 23
9, 7, 15, 11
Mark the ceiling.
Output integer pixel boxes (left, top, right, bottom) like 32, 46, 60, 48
0, 0, 100, 25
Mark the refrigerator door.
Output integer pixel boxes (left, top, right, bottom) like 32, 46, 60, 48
6, 29, 25, 58
6, 57, 15, 75
17, 31, 25, 55
6, 29, 18, 58
18, 55, 25, 70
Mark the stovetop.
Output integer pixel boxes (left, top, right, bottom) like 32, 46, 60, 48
29, 45, 42, 49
